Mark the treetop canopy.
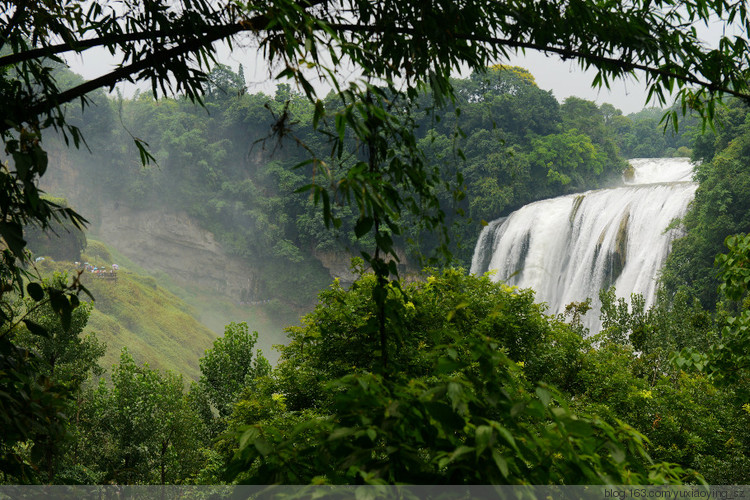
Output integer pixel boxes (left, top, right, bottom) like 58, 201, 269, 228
2, 0, 749, 131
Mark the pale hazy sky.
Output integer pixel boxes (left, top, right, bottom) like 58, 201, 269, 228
68, 43, 655, 114
507, 52, 653, 114
69, 15, 738, 116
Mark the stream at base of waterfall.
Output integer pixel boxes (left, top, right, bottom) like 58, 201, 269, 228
470, 157, 698, 333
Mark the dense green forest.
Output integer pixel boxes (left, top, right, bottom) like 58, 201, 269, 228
8, 71, 750, 484
662, 99, 750, 309
5, 0, 750, 488
6, 249, 750, 484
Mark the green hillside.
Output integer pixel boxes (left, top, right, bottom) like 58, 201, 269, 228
36, 241, 219, 380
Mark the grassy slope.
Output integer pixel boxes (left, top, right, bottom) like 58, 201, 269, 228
98, 241, 301, 365
83, 272, 217, 380
37, 242, 218, 380
37, 239, 301, 379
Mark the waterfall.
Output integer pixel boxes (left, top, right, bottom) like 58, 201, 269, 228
470, 157, 698, 333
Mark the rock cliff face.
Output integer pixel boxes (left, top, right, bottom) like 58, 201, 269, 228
312, 250, 361, 286
92, 205, 259, 301
39, 146, 258, 300
39, 142, 100, 217
314, 247, 414, 287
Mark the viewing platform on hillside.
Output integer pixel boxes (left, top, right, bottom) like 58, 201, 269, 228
93, 270, 118, 281
77, 262, 119, 283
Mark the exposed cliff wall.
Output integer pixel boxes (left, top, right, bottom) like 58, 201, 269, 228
90, 205, 260, 301
314, 247, 416, 286
39, 144, 395, 302
39, 143, 101, 218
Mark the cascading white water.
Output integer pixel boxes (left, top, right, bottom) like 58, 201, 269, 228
470, 157, 698, 333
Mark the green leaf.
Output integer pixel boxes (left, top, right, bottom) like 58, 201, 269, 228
492, 423, 519, 452
0, 222, 25, 258
238, 427, 259, 451
424, 401, 464, 430
48, 290, 72, 331
447, 382, 463, 409
254, 437, 272, 456
329, 427, 355, 441
492, 449, 509, 477
565, 419, 595, 437
475, 425, 493, 456
354, 217, 373, 238
335, 113, 346, 143
446, 302, 469, 322
448, 445, 474, 464
134, 138, 155, 166
606, 442, 626, 464
23, 320, 50, 338
436, 357, 462, 374
535, 387, 552, 407
26, 282, 44, 301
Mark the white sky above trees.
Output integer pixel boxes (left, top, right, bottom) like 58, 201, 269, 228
67, 15, 735, 116
507, 52, 651, 114
67, 44, 653, 114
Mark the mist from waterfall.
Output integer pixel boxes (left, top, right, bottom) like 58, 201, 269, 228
470, 157, 698, 333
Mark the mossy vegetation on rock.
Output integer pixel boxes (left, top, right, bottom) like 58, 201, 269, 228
622, 163, 635, 181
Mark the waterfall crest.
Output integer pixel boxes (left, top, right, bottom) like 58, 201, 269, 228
470, 157, 698, 332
